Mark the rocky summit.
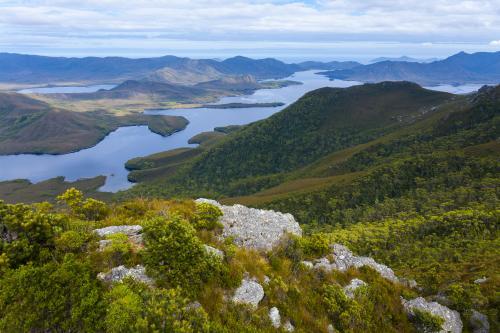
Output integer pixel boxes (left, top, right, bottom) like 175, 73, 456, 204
195, 198, 302, 250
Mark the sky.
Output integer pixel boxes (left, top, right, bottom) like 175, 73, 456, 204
1, 0, 499, 62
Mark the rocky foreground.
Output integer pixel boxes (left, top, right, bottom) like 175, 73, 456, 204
93, 199, 490, 333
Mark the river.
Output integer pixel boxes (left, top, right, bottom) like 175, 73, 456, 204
0, 71, 487, 192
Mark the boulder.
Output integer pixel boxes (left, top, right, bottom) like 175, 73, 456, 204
94, 225, 142, 237
204, 244, 224, 259
269, 307, 281, 328
470, 310, 489, 333
196, 199, 302, 250
343, 278, 367, 299
97, 265, 153, 285
232, 278, 264, 308
327, 324, 335, 333
402, 297, 463, 333
309, 244, 399, 283
474, 277, 488, 284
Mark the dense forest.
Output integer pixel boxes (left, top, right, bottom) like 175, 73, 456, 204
1, 82, 498, 332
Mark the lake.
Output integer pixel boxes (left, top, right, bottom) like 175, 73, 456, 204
18, 84, 116, 94
0, 72, 487, 192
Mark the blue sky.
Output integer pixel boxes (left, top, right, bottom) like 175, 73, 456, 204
0, 0, 499, 62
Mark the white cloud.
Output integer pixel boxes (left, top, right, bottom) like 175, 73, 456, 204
0, 1, 499, 57
490, 40, 500, 46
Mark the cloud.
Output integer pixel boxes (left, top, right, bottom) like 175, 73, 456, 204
490, 40, 500, 46
0, 1, 499, 57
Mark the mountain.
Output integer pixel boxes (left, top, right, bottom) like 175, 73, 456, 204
0, 92, 188, 154
370, 56, 439, 63
0, 54, 296, 85
123, 81, 452, 196
321, 51, 500, 85
296, 60, 362, 70
195, 74, 261, 91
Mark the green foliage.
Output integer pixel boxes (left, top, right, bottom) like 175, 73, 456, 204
300, 233, 330, 258
412, 309, 445, 333
0, 200, 65, 269
192, 202, 223, 230
0, 255, 105, 332
58, 188, 109, 221
142, 215, 220, 294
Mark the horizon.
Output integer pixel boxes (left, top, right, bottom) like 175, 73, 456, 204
1, 1, 499, 62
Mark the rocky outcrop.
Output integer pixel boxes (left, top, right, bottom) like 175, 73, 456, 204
97, 265, 153, 285
470, 310, 489, 333
195, 199, 302, 250
232, 278, 264, 308
204, 244, 224, 259
94, 225, 143, 251
343, 278, 367, 299
402, 297, 463, 333
305, 244, 399, 283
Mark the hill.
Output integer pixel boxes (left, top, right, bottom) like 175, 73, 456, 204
321, 51, 500, 85
369, 56, 439, 63
0, 53, 362, 86
123, 81, 452, 195
0, 92, 188, 154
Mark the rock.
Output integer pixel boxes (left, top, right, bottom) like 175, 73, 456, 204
263, 275, 271, 285
98, 239, 112, 251
327, 324, 335, 333
232, 278, 264, 308
195, 199, 302, 250
97, 265, 153, 285
402, 297, 463, 333
283, 320, 295, 332
94, 225, 142, 237
470, 310, 489, 333
269, 307, 281, 328
474, 277, 488, 284
310, 244, 399, 284
204, 244, 224, 259
401, 278, 418, 289
343, 278, 367, 299
301, 260, 314, 269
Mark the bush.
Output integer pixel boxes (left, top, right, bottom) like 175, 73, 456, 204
57, 188, 109, 221
191, 203, 223, 230
412, 309, 445, 333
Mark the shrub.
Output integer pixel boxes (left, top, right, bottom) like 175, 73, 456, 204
57, 188, 109, 221
191, 203, 223, 230
412, 309, 445, 333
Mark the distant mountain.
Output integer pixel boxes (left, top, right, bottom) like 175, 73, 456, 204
195, 74, 261, 91
370, 56, 439, 63
0, 53, 362, 85
0, 92, 188, 154
321, 51, 500, 85
295, 60, 361, 70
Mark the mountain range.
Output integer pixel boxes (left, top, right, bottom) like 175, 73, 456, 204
321, 51, 500, 85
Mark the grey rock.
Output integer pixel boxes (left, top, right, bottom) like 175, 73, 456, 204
204, 244, 224, 259
301, 260, 314, 269
310, 244, 399, 284
98, 239, 112, 251
474, 277, 488, 284
470, 310, 489, 333
94, 225, 142, 237
232, 278, 264, 308
263, 275, 271, 285
196, 199, 302, 250
269, 307, 281, 328
97, 265, 153, 285
283, 320, 295, 332
343, 278, 367, 299
327, 324, 335, 333
402, 297, 463, 333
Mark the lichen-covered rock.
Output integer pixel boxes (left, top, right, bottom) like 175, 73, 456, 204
232, 278, 264, 308
402, 297, 463, 333
97, 265, 153, 285
474, 277, 488, 284
204, 244, 224, 259
195, 199, 302, 250
470, 310, 489, 333
310, 244, 399, 283
343, 278, 367, 299
94, 225, 142, 237
269, 307, 281, 328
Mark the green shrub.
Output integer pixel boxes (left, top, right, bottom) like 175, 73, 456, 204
191, 202, 223, 230
412, 309, 444, 333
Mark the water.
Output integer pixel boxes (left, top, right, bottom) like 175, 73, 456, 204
0, 71, 487, 192
18, 84, 116, 94
0, 71, 361, 192
423, 83, 488, 94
